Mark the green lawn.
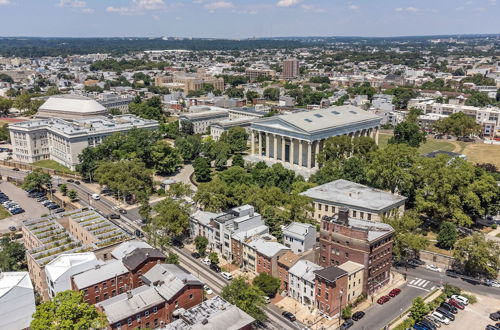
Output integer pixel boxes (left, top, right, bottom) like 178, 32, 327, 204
32, 160, 75, 174
0, 206, 11, 220
378, 133, 456, 155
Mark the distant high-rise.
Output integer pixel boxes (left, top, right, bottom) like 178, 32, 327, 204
282, 58, 300, 79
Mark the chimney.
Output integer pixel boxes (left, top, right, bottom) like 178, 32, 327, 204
338, 207, 349, 225
126, 291, 133, 299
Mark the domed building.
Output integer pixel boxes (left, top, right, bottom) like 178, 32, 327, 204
35, 94, 108, 120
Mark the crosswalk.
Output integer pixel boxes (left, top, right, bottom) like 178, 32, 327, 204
407, 278, 436, 292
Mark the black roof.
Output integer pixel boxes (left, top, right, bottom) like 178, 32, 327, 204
314, 265, 348, 283
122, 248, 166, 271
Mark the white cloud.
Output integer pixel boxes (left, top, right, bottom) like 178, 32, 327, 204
300, 4, 324, 12
0, 0, 10, 5
106, 0, 166, 15
57, 0, 86, 7
276, 0, 301, 7
135, 0, 165, 10
204, 1, 233, 10
395, 6, 419, 12
348, 4, 359, 11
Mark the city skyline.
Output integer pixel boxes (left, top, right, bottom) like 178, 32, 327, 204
0, 0, 499, 38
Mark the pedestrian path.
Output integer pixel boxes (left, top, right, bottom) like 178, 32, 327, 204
407, 277, 435, 292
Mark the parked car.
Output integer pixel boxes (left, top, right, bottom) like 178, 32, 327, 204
436, 307, 455, 321
41, 200, 52, 206
8, 226, 17, 231
440, 302, 458, 314
282, 311, 296, 322
54, 208, 65, 213
202, 258, 211, 266
191, 252, 201, 259
108, 213, 120, 219
389, 288, 401, 297
377, 296, 391, 304
47, 204, 59, 210
67, 179, 74, 183
91, 194, 100, 200
486, 280, 500, 288
118, 208, 127, 214
12, 168, 19, 171
11, 208, 25, 215
448, 298, 465, 310
203, 285, 213, 295
352, 311, 365, 321
413, 323, 429, 330
485, 325, 500, 330
423, 316, 441, 328
36, 196, 47, 202
431, 311, 450, 325
426, 264, 442, 272
490, 312, 500, 321
210, 263, 221, 273
74, 181, 80, 185
221, 272, 233, 280
263, 296, 271, 304
451, 294, 469, 305
340, 319, 354, 330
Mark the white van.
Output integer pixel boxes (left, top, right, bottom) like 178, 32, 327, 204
91, 193, 100, 200
221, 272, 233, 280
451, 294, 469, 305
263, 296, 271, 304
431, 311, 450, 325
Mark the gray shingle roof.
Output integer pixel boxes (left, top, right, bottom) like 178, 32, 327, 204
72, 259, 128, 289
314, 266, 348, 283
122, 248, 165, 271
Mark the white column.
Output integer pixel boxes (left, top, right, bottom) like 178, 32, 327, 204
307, 142, 312, 169
258, 132, 262, 157
290, 139, 295, 165
315, 140, 320, 168
273, 134, 278, 160
281, 136, 285, 161
265, 133, 270, 159
375, 127, 380, 145
251, 130, 255, 155
298, 140, 303, 167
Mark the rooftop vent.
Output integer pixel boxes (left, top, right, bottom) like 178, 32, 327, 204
313, 114, 323, 118
304, 119, 312, 122
349, 110, 357, 114
331, 111, 340, 115
126, 291, 133, 299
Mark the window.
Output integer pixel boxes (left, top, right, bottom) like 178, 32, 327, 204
127, 318, 132, 326
95, 296, 100, 303
368, 214, 372, 221
116, 322, 121, 329
145, 311, 149, 317
353, 211, 357, 217
345, 252, 349, 258
136, 314, 141, 321
154, 319, 159, 327
189, 293, 193, 300
112, 290, 116, 297
317, 288, 321, 296
360, 212, 364, 219
325, 205, 328, 212
325, 292, 329, 300
153, 307, 158, 314
318, 203, 322, 211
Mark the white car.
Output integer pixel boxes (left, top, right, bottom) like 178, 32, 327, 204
426, 264, 442, 272
451, 294, 469, 305
431, 311, 450, 325
202, 258, 211, 266
91, 193, 100, 200
221, 272, 233, 280
486, 279, 500, 288
204, 285, 213, 295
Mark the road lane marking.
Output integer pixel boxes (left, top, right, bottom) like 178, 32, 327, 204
407, 284, 431, 291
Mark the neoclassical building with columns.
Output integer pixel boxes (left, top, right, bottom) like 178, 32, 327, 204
245, 105, 382, 178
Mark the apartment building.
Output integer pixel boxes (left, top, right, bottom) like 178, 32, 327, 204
178, 107, 229, 134
21, 208, 130, 300
190, 205, 265, 260
319, 208, 394, 294
282, 58, 300, 80
245, 66, 276, 82
338, 261, 365, 303
0, 272, 36, 330
288, 260, 323, 308
277, 251, 301, 291
231, 224, 270, 267
10, 114, 158, 169
71, 247, 166, 304
248, 236, 290, 277
314, 266, 349, 318
96, 264, 203, 330
300, 179, 406, 222
163, 296, 255, 330
282, 222, 317, 254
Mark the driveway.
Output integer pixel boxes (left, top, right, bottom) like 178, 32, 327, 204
0, 181, 48, 233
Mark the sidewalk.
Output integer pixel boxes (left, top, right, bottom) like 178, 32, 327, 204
353, 271, 406, 313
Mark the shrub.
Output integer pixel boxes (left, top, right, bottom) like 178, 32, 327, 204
492, 224, 498, 229
157, 188, 166, 196
461, 293, 477, 304
394, 317, 415, 330
341, 304, 352, 320
443, 284, 461, 297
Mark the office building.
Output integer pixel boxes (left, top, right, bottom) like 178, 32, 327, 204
282, 58, 300, 79
179, 107, 229, 134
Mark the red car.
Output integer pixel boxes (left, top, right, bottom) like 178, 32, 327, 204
389, 288, 401, 297
448, 298, 465, 310
377, 295, 391, 304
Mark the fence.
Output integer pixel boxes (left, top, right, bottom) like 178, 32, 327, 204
0, 160, 81, 179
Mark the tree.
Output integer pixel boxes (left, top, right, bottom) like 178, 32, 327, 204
232, 154, 245, 168
31, 290, 107, 330
225, 87, 244, 98
166, 253, 179, 264
195, 236, 209, 256
67, 190, 78, 201
317, 135, 376, 165
146, 198, 189, 250
389, 121, 426, 148
0, 234, 26, 271
59, 183, 68, 196
263, 88, 280, 101
180, 120, 194, 135
167, 182, 193, 199
214, 142, 231, 170
0, 97, 13, 115
150, 140, 182, 175
433, 112, 481, 138
409, 297, 429, 322
22, 170, 51, 191
246, 90, 259, 102
465, 91, 495, 107
219, 127, 249, 153
221, 277, 267, 322
253, 273, 280, 297
175, 135, 202, 162
437, 222, 457, 250
208, 252, 219, 264
193, 157, 212, 182
341, 304, 353, 320
453, 233, 500, 278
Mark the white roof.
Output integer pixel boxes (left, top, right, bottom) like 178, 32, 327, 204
72, 259, 128, 289
283, 222, 315, 239
111, 240, 153, 260
288, 260, 323, 283
39, 94, 107, 113
45, 252, 99, 282
248, 238, 289, 258
0, 272, 33, 298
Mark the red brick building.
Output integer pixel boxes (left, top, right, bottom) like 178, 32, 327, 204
318, 208, 394, 294
71, 248, 166, 304
96, 264, 203, 330
277, 251, 300, 291
314, 266, 348, 318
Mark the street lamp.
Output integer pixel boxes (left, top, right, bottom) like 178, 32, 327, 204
338, 289, 343, 325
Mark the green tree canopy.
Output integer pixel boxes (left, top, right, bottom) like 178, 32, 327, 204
410, 297, 429, 322
253, 273, 281, 297
0, 235, 26, 271
263, 88, 280, 101
22, 170, 51, 191
146, 198, 190, 250
194, 236, 209, 256
221, 277, 267, 322
193, 157, 212, 182
219, 127, 249, 153
150, 140, 183, 175
31, 290, 107, 330
453, 233, 500, 279
389, 121, 426, 148
175, 135, 202, 162
437, 222, 457, 250
383, 211, 428, 262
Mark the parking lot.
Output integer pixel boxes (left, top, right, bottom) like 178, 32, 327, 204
451, 292, 499, 329
0, 181, 48, 234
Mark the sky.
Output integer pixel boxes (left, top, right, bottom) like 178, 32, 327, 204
0, 0, 499, 38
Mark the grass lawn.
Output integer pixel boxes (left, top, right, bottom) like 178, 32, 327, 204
425, 243, 453, 256
378, 133, 457, 155
32, 160, 75, 174
0, 206, 11, 220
